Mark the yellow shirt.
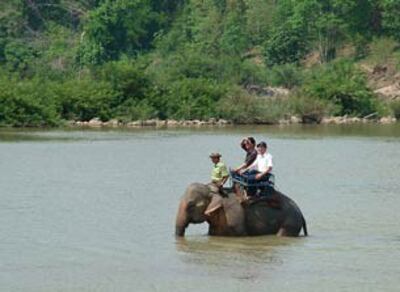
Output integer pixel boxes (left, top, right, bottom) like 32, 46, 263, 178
211, 161, 228, 183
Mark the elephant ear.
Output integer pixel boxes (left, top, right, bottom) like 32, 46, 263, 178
204, 194, 223, 216
223, 196, 245, 232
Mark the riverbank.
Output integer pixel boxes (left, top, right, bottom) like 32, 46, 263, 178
66, 115, 397, 128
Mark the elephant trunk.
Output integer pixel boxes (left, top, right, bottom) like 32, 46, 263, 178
175, 200, 189, 237
175, 224, 187, 237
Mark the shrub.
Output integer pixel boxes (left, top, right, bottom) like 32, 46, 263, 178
0, 76, 60, 127
160, 78, 229, 120
267, 63, 303, 89
114, 99, 157, 122
390, 100, 400, 119
94, 58, 153, 106
367, 37, 398, 65
218, 87, 291, 124
300, 60, 380, 116
52, 78, 118, 121
290, 95, 336, 123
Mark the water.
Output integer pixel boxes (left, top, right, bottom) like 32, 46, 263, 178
1, 124, 400, 291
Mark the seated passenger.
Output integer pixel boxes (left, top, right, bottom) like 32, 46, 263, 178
231, 137, 257, 181
234, 141, 274, 198
244, 141, 273, 185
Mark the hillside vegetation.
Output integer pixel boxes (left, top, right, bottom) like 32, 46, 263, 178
1, 0, 400, 126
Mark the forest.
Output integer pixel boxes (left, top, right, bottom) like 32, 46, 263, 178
1, 0, 400, 126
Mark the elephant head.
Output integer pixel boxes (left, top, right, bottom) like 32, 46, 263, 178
175, 183, 211, 236
175, 183, 246, 237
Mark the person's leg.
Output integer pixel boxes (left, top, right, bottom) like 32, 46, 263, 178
244, 171, 259, 196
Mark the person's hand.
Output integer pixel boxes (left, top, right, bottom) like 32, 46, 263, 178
255, 173, 263, 180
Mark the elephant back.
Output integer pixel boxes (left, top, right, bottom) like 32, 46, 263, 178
243, 190, 303, 236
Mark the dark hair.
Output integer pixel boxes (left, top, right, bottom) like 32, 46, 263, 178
247, 137, 256, 146
257, 141, 267, 148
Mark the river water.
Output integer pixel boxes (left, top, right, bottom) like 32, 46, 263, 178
1, 124, 400, 291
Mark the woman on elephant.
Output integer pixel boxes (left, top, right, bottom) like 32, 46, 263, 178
231, 137, 257, 180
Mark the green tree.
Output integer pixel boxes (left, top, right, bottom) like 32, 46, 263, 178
219, 0, 248, 56
382, 0, 400, 41
264, 21, 308, 66
78, 0, 158, 65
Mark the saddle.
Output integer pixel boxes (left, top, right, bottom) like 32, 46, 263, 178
234, 184, 282, 209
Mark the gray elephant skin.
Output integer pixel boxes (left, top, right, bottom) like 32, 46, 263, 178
175, 183, 308, 237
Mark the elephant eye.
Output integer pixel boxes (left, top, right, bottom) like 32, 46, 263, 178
195, 201, 205, 207
187, 201, 195, 210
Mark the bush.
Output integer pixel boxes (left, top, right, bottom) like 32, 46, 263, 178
0, 76, 60, 127
218, 87, 290, 124
390, 100, 400, 119
300, 60, 380, 116
94, 58, 153, 106
51, 78, 118, 121
267, 63, 303, 89
114, 99, 157, 122
290, 95, 336, 123
367, 37, 398, 65
160, 78, 229, 120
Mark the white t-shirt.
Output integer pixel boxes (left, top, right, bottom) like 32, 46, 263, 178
249, 152, 273, 173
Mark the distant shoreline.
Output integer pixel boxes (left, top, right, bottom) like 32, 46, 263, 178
65, 115, 397, 128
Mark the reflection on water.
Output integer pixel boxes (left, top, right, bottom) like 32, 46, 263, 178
175, 235, 299, 278
1, 125, 400, 291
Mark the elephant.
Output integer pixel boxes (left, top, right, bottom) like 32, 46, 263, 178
175, 183, 308, 237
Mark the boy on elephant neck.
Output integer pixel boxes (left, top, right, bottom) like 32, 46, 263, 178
208, 152, 229, 196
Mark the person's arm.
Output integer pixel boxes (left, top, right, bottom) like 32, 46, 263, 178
240, 156, 258, 174
216, 175, 229, 187
233, 162, 247, 173
255, 166, 272, 180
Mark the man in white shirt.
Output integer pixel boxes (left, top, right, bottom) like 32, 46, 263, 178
250, 141, 273, 181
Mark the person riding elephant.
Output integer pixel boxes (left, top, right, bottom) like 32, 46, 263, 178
175, 182, 308, 237
208, 152, 229, 194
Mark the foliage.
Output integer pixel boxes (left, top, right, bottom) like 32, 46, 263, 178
52, 78, 118, 121
1, 0, 400, 127
267, 64, 304, 89
300, 60, 380, 116
290, 95, 336, 123
218, 88, 291, 124
0, 75, 60, 127
264, 21, 308, 66
367, 37, 399, 65
78, 0, 158, 65
381, 0, 400, 41
160, 78, 229, 120
390, 100, 400, 119
3, 40, 38, 74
